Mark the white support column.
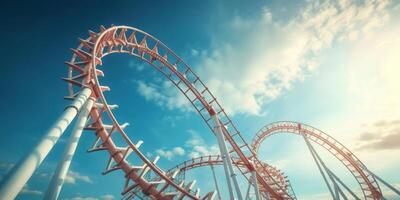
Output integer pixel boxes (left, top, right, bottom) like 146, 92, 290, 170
0, 87, 92, 200
245, 180, 252, 200
301, 132, 336, 200
328, 169, 360, 200
212, 112, 243, 200
251, 170, 261, 200
44, 97, 95, 200
210, 165, 222, 200
302, 131, 349, 200
213, 114, 235, 200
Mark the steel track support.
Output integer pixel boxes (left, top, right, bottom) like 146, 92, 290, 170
361, 167, 400, 197
212, 113, 243, 200
251, 170, 261, 200
327, 168, 360, 200
307, 140, 348, 200
302, 131, 350, 200
0, 87, 92, 200
44, 97, 95, 200
245, 180, 251, 200
326, 166, 347, 200
301, 131, 337, 200
210, 165, 222, 200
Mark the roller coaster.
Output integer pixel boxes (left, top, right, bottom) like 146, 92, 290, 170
0, 25, 398, 200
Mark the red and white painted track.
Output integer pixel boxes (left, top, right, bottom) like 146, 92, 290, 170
251, 121, 382, 200
165, 155, 290, 194
124, 155, 292, 199
65, 25, 292, 199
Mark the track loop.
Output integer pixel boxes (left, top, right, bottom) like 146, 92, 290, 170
66, 25, 295, 199
251, 121, 382, 200
66, 26, 217, 199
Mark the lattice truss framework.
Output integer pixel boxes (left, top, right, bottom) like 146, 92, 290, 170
59, 25, 394, 200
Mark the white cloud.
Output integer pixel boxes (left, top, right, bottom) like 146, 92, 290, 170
100, 194, 115, 200
301, 192, 331, 200
0, 163, 14, 172
156, 146, 186, 160
194, 0, 391, 115
21, 188, 43, 196
64, 197, 98, 200
134, 0, 392, 116
129, 60, 146, 71
21, 184, 43, 196
185, 130, 220, 158
65, 170, 93, 184
347, 24, 400, 121
64, 194, 114, 200
173, 147, 185, 155
355, 120, 400, 151
136, 80, 191, 111
191, 49, 199, 56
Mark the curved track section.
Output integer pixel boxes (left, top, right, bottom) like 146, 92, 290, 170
251, 121, 382, 200
125, 155, 293, 199
64, 25, 292, 199
166, 155, 291, 194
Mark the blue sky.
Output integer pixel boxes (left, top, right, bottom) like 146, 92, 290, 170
1, 0, 400, 199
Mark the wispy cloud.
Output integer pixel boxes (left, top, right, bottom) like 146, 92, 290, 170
21, 185, 43, 196
136, 80, 191, 111
65, 170, 93, 184
0, 162, 14, 181
64, 197, 97, 200
129, 60, 146, 72
185, 130, 220, 158
0, 163, 14, 172
134, 0, 392, 116
100, 194, 115, 200
156, 146, 185, 160
356, 120, 400, 151
193, 0, 391, 115
63, 194, 114, 200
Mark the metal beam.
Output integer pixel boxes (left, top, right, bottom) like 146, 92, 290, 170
245, 180, 251, 200
212, 113, 243, 200
251, 170, 261, 200
0, 87, 92, 200
327, 168, 360, 200
210, 165, 222, 200
303, 133, 351, 200
44, 97, 95, 200
301, 133, 336, 200
362, 167, 400, 197
212, 114, 235, 199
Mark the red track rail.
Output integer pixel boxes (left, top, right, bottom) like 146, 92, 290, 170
251, 121, 382, 200
125, 155, 292, 199
167, 155, 290, 193
65, 25, 292, 199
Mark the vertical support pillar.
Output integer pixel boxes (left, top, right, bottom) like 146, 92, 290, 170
211, 109, 243, 200
44, 97, 95, 200
245, 180, 251, 200
302, 128, 349, 200
0, 87, 92, 200
301, 131, 336, 200
328, 169, 360, 200
251, 169, 261, 200
210, 165, 222, 200
212, 113, 235, 200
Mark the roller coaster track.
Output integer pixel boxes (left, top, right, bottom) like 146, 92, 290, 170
64, 25, 292, 199
251, 121, 382, 199
2, 24, 397, 200
123, 155, 296, 199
